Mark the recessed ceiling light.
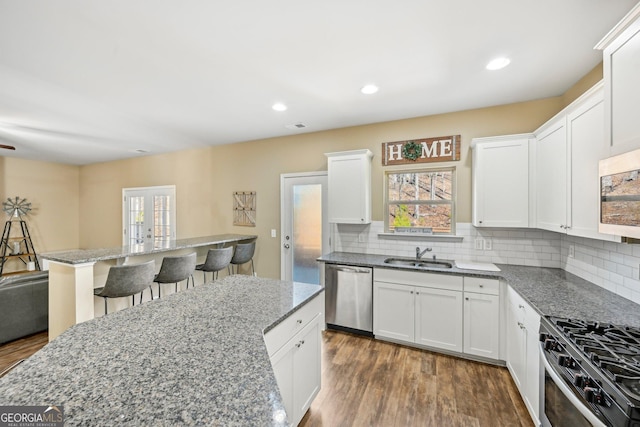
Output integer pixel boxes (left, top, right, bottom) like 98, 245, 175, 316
486, 57, 511, 71
361, 84, 379, 95
272, 103, 287, 112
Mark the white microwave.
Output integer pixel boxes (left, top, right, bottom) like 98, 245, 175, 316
599, 148, 640, 238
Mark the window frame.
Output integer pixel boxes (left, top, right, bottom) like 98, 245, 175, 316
384, 166, 457, 235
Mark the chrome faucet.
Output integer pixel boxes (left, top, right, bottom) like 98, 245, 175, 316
416, 246, 432, 259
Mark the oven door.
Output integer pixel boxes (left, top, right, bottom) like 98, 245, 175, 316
539, 345, 609, 427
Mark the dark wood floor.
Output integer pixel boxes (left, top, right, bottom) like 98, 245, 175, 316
300, 330, 533, 427
0, 331, 48, 376
0, 330, 532, 426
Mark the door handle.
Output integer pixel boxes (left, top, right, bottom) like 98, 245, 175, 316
284, 243, 290, 249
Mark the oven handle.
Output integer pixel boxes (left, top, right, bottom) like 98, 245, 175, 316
539, 344, 607, 427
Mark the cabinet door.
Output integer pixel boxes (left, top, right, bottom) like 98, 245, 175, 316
472, 137, 530, 227
602, 11, 640, 156
270, 339, 294, 423
463, 292, 499, 359
292, 316, 321, 426
523, 309, 541, 425
373, 281, 414, 342
326, 150, 372, 224
505, 299, 526, 391
415, 287, 462, 352
535, 118, 568, 232
567, 87, 618, 241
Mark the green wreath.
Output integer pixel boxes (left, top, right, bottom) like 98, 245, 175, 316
402, 141, 421, 161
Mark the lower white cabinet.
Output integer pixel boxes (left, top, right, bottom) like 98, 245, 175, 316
506, 286, 541, 426
463, 277, 500, 360
264, 294, 323, 426
373, 269, 500, 360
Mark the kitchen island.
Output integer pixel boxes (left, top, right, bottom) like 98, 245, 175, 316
41, 234, 256, 340
0, 275, 323, 426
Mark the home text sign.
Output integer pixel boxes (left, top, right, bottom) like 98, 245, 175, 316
381, 135, 461, 166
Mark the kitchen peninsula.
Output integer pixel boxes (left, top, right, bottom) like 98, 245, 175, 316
0, 275, 323, 426
41, 234, 257, 340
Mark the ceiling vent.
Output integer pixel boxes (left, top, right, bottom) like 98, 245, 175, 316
285, 123, 307, 130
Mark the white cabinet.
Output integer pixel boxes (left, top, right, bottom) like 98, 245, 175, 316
264, 294, 323, 426
535, 115, 568, 233
596, 3, 640, 156
471, 134, 534, 228
415, 286, 463, 352
374, 268, 463, 353
374, 269, 500, 360
463, 277, 500, 360
372, 281, 414, 342
325, 149, 373, 224
534, 83, 618, 241
506, 286, 540, 426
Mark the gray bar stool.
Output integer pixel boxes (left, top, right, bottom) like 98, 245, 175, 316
230, 241, 255, 275
195, 246, 233, 283
153, 252, 196, 298
93, 260, 155, 315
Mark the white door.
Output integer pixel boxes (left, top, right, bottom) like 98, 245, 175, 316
122, 186, 176, 247
280, 172, 329, 284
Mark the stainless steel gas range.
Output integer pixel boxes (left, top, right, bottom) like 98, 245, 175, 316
540, 316, 640, 427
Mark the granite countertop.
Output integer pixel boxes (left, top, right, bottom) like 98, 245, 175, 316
319, 251, 640, 328
41, 234, 257, 264
0, 275, 323, 426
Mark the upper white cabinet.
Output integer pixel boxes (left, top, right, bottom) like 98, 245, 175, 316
325, 149, 373, 224
535, 115, 568, 232
471, 134, 534, 228
534, 82, 618, 241
596, 3, 640, 156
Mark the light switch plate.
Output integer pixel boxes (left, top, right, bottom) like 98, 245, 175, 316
475, 237, 483, 250
271, 229, 277, 238
484, 239, 492, 250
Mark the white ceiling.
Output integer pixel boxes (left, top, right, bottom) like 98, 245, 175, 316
0, 0, 637, 165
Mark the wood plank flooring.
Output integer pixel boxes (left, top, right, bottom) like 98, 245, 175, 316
300, 330, 533, 427
0, 331, 48, 376
0, 330, 533, 426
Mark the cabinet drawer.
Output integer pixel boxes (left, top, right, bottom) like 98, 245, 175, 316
507, 286, 537, 321
264, 294, 323, 357
374, 268, 463, 292
464, 277, 499, 295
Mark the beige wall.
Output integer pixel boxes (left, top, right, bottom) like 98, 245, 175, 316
562, 63, 603, 107
76, 95, 564, 279
0, 157, 79, 272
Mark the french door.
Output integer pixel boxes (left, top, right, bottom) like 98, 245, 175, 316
280, 172, 329, 284
122, 185, 176, 247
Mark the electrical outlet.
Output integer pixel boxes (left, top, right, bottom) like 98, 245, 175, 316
358, 233, 365, 243
475, 237, 483, 250
569, 244, 575, 258
271, 229, 277, 238
484, 239, 492, 250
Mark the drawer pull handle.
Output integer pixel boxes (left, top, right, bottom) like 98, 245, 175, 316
295, 340, 305, 348
296, 319, 303, 324
518, 304, 524, 309
479, 285, 484, 288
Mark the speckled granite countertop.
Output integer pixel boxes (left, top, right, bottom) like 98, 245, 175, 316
0, 275, 323, 426
41, 234, 257, 264
319, 252, 640, 328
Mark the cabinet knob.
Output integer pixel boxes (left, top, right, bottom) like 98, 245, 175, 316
296, 319, 303, 324
518, 304, 524, 309
465, 297, 469, 301
410, 291, 414, 294
479, 284, 484, 288
479, 220, 483, 224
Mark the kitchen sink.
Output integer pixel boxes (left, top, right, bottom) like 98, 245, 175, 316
383, 257, 454, 269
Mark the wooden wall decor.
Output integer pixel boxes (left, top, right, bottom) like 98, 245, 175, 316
233, 191, 256, 226
381, 135, 461, 166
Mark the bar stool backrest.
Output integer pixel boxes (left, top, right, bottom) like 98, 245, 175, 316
155, 252, 197, 283
230, 241, 255, 266
100, 260, 155, 298
202, 246, 234, 272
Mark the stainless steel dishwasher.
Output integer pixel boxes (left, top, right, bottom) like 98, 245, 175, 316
325, 264, 373, 336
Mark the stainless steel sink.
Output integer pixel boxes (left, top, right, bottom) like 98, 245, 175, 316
383, 257, 454, 269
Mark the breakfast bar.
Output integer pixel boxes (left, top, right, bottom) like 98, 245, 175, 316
41, 234, 257, 341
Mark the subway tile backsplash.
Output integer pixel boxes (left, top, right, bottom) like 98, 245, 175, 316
331, 222, 640, 305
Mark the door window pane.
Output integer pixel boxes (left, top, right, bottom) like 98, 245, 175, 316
128, 196, 145, 245
293, 184, 322, 284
